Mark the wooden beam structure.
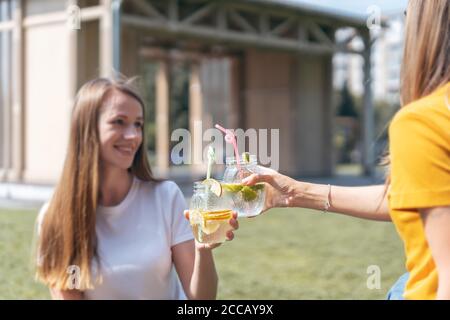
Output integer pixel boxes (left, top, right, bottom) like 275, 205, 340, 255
122, 0, 367, 55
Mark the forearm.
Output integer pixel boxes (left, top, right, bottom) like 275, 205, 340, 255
421, 206, 450, 300
290, 183, 391, 221
188, 248, 218, 300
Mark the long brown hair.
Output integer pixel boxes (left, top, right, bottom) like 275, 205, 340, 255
400, 0, 450, 105
35, 77, 158, 290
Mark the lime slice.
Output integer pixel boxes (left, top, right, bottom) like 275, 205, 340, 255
202, 178, 222, 197
242, 152, 250, 163
241, 186, 258, 201
222, 183, 243, 193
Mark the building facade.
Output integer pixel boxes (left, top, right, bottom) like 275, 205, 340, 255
334, 12, 404, 104
0, 0, 375, 188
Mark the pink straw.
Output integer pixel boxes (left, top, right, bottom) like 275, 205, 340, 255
215, 124, 242, 172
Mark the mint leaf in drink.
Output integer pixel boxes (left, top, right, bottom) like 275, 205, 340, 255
241, 186, 257, 201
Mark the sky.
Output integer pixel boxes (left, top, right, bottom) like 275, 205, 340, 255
288, 0, 408, 16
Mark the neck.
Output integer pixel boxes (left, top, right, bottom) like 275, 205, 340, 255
99, 165, 133, 206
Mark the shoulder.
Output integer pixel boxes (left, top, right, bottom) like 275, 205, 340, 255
390, 104, 448, 142
391, 88, 449, 132
389, 91, 450, 164
389, 105, 424, 134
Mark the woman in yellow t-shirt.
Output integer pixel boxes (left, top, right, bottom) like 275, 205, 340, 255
241, 0, 450, 299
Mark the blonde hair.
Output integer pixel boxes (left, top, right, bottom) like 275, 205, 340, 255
400, 0, 450, 105
35, 77, 158, 290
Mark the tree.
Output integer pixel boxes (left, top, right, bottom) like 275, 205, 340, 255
335, 81, 360, 163
337, 80, 358, 118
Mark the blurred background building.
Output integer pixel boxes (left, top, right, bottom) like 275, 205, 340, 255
334, 12, 404, 103
333, 9, 404, 168
0, 0, 407, 201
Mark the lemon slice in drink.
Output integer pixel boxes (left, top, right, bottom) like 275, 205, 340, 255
201, 210, 232, 234
202, 178, 222, 197
204, 209, 233, 220
201, 220, 220, 235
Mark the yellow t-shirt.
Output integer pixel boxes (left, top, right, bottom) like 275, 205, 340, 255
389, 82, 450, 300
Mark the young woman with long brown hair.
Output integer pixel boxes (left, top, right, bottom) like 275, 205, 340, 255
35, 77, 238, 299
243, 0, 450, 299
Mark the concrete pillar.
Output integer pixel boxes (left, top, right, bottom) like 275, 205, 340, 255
112, 0, 123, 72
189, 62, 203, 173
100, 0, 113, 77
362, 30, 374, 176
323, 54, 335, 175
0, 1, 12, 181
155, 60, 170, 175
67, 0, 78, 144
10, 0, 24, 181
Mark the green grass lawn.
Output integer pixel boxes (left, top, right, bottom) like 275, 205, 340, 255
0, 207, 405, 300
0, 209, 50, 299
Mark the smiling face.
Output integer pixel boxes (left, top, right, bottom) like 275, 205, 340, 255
98, 89, 144, 171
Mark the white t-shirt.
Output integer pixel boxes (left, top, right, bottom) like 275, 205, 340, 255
37, 178, 194, 300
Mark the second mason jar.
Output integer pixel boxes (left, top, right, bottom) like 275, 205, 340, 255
189, 181, 234, 244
